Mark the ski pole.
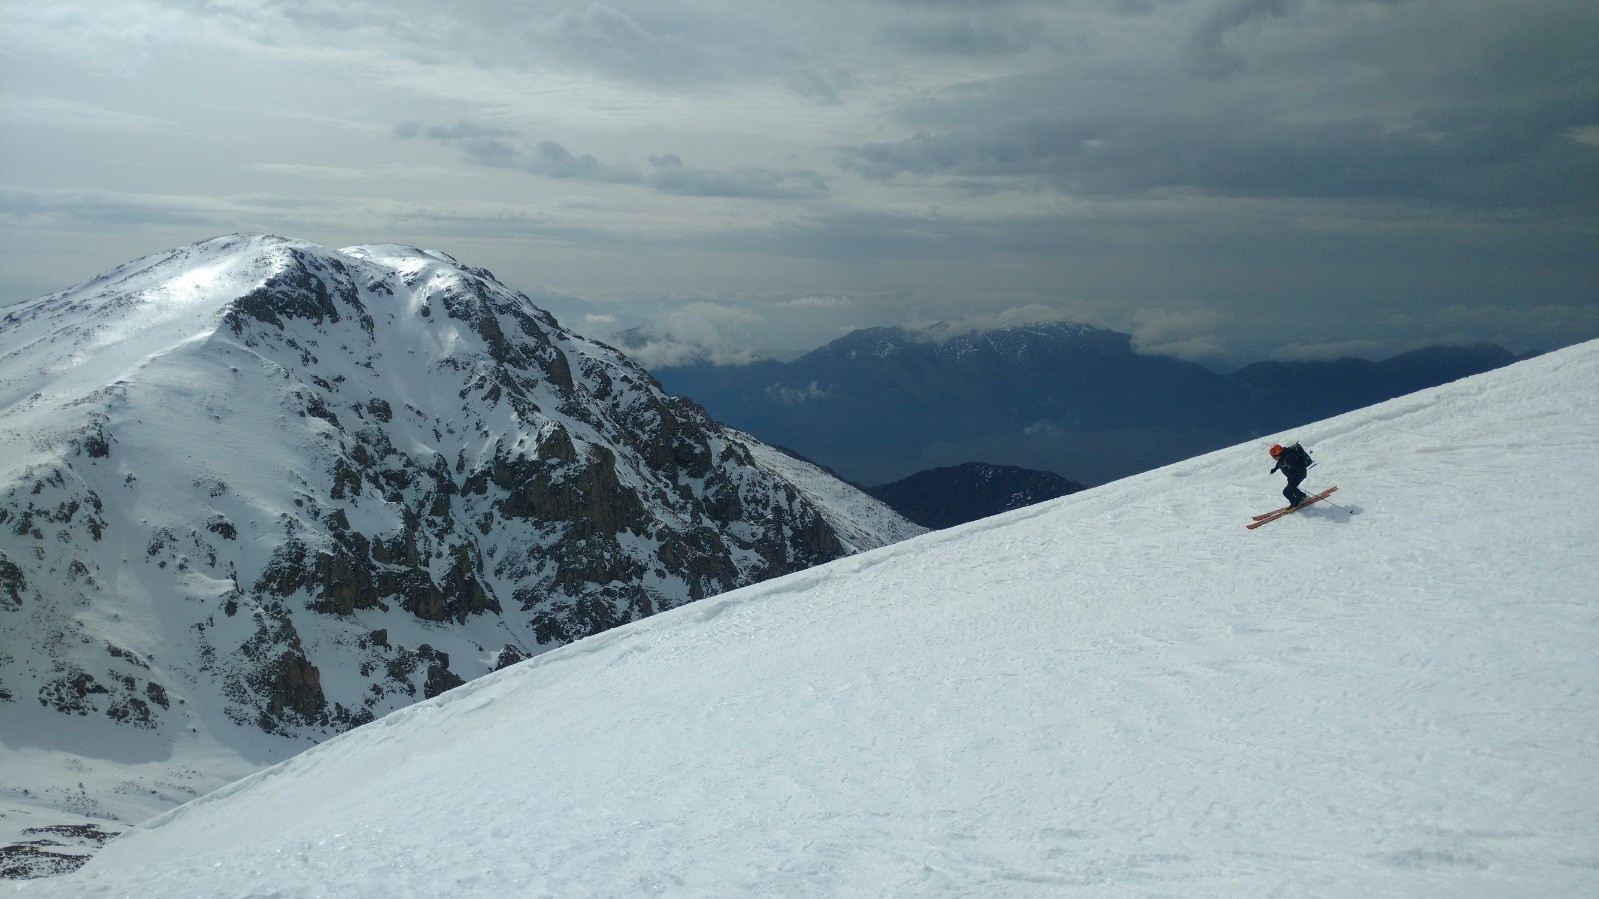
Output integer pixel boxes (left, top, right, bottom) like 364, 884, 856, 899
1317, 494, 1354, 516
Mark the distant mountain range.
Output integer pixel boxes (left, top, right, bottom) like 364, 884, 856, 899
1232, 344, 1525, 430
630, 323, 1521, 486
865, 462, 1086, 530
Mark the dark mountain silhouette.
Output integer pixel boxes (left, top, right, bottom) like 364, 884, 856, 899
649, 322, 1255, 485
641, 322, 1521, 486
1233, 344, 1521, 431
866, 462, 1086, 529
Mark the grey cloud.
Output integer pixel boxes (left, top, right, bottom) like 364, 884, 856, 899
545, 3, 658, 51
6, 1, 1595, 364
838, 122, 1084, 183
883, 16, 1050, 57
613, 328, 737, 369
426, 121, 519, 142
786, 67, 860, 105
509, 141, 639, 184
1184, 0, 1305, 76
614, 303, 769, 368
416, 125, 829, 199
394, 119, 524, 143
405, 121, 640, 184
395, 120, 521, 142
646, 166, 828, 200
0, 186, 261, 230
5, 180, 1593, 362
0, 186, 618, 249
193, 0, 876, 101
878, 0, 1047, 9
840, 107, 1598, 209
838, 0, 1599, 213
1111, 0, 1166, 15
694, 194, 1598, 358
1184, 0, 1415, 77
902, 306, 1075, 341
1128, 301, 1231, 363
0, 95, 175, 131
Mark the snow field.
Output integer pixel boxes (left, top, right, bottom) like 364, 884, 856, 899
13, 341, 1599, 897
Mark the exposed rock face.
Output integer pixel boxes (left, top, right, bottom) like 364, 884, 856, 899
0, 824, 118, 880
0, 555, 23, 608
0, 234, 923, 864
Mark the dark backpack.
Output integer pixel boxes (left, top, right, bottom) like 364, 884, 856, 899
1283, 443, 1313, 469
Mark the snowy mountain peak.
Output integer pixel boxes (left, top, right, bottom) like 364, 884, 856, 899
2, 234, 293, 416
0, 235, 920, 873
2, 235, 555, 414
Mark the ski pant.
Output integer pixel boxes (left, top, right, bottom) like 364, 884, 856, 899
1282, 469, 1308, 506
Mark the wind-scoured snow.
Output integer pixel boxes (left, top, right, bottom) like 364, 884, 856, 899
0, 235, 279, 420
14, 342, 1599, 897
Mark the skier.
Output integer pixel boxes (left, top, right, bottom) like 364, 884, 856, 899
1268, 443, 1312, 508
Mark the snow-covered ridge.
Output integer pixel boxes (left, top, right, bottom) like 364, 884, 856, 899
733, 436, 922, 552
17, 338, 1597, 896
2, 235, 298, 423
0, 234, 920, 874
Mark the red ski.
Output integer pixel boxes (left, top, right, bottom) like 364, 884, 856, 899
1246, 486, 1339, 530
1251, 485, 1341, 520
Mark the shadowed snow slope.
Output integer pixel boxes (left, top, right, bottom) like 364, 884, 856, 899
16, 341, 1599, 896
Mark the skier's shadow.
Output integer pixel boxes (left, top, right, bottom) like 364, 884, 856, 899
1302, 504, 1360, 524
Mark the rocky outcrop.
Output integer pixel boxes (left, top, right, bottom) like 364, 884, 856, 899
0, 554, 23, 608
0, 824, 118, 880
232, 603, 326, 732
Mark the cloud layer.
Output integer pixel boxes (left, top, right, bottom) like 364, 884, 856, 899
2, 0, 1595, 363
396, 123, 830, 200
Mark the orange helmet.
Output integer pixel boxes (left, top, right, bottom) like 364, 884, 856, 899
1269, 444, 1284, 457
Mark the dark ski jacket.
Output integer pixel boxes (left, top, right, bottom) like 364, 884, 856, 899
1270, 444, 1312, 476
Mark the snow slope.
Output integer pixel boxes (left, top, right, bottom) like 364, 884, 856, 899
14, 341, 1599, 896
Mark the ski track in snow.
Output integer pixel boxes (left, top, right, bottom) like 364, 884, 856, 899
10, 343, 1599, 896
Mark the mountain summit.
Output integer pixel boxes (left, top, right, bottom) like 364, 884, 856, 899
0, 235, 919, 870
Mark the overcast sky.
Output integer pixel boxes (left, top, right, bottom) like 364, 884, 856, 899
4, 0, 1595, 365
